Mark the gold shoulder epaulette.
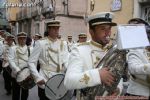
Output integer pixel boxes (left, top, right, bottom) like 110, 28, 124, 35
77, 42, 90, 46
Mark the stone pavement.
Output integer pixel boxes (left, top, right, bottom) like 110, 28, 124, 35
0, 73, 39, 100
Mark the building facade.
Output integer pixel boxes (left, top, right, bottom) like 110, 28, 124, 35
133, 0, 150, 23
90, 0, 150, 39
91, 0, 150, 24
0, 0, 10, 31
5, 0, 150, 40
13, 0, 90, 41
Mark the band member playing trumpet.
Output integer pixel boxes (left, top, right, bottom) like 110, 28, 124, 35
64, 12, 123, 99
28, 20, 69, 100
8, 32, 31, 100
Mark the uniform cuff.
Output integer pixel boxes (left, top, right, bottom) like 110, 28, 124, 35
89, 69, 101, 85
35, 76, 44, 83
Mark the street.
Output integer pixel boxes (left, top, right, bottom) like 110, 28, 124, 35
0, 73, 39, 100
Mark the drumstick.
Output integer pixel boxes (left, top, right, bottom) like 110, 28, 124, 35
57, 77, 64, 89
45, 84, 56, 96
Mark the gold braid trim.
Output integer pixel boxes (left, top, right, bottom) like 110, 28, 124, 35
60, 40, 63, 51
47, 51, 60, 72
47, 38, 64, 72
16, 47, 28, 62
48, 47, 58, 53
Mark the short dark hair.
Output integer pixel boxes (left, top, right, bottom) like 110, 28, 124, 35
128, 18, 150, 33
26, 36, 32, 46
44, 31, 48, 37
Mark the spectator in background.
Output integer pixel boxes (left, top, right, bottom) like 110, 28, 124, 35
67, 35, 75, 52
33, 34, 42, 47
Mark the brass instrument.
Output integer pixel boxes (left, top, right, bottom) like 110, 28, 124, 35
81, 45, 127, 99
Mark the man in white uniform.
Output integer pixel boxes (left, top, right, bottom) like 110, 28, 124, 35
8, 32, 31, 100
0, 30, 5, 73
2, 32, 15, 95
125, 18, 150, 99
64, 12, 123, 100
77, 33, 87, 43
28, 20, 69, 100
32, 34, 42, 47
67, 35, 75, 52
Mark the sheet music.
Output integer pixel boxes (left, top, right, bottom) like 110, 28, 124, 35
117, 24, 150, 50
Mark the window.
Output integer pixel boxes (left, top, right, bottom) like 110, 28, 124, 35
35, 23, 40, 34
111, 0, 122, 11
141, 2, 150, 23
141, 6, 150, 23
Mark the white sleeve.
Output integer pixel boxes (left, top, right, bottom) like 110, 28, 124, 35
8, 46, 20, 74
62, 41, 69, 69
127, 50, 150, 75
64, 47, 101, 90
28, 41, 44, 83
0, 42, 3, 57
117, 78, 123, 95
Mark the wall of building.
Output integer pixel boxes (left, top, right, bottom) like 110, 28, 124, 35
133, 0, 150, 23
92, 0, 133, 24
88, 0, 133, 40
56, 16, 87, 41
0, 0, 9, 30
8, 0, 136, 41
7, 0, 19, 21
30, 0, 89, 41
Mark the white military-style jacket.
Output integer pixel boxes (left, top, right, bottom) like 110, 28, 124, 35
64, 40, 123, 93
2, 43, 15, 68
0, 36, 4, 60
126, 48, 150, 96
8, 45, 32, 80
67, 41, 75, 52
28, 37, 69, 88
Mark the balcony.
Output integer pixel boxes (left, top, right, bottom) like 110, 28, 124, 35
41, 6, 54, 19
17, 11, 22, 21
31, 10, 38, 18
22, 8, 27, 19
27, 9, 32, 19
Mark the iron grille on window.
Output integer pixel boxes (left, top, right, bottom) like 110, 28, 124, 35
142, 6, 150, 24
